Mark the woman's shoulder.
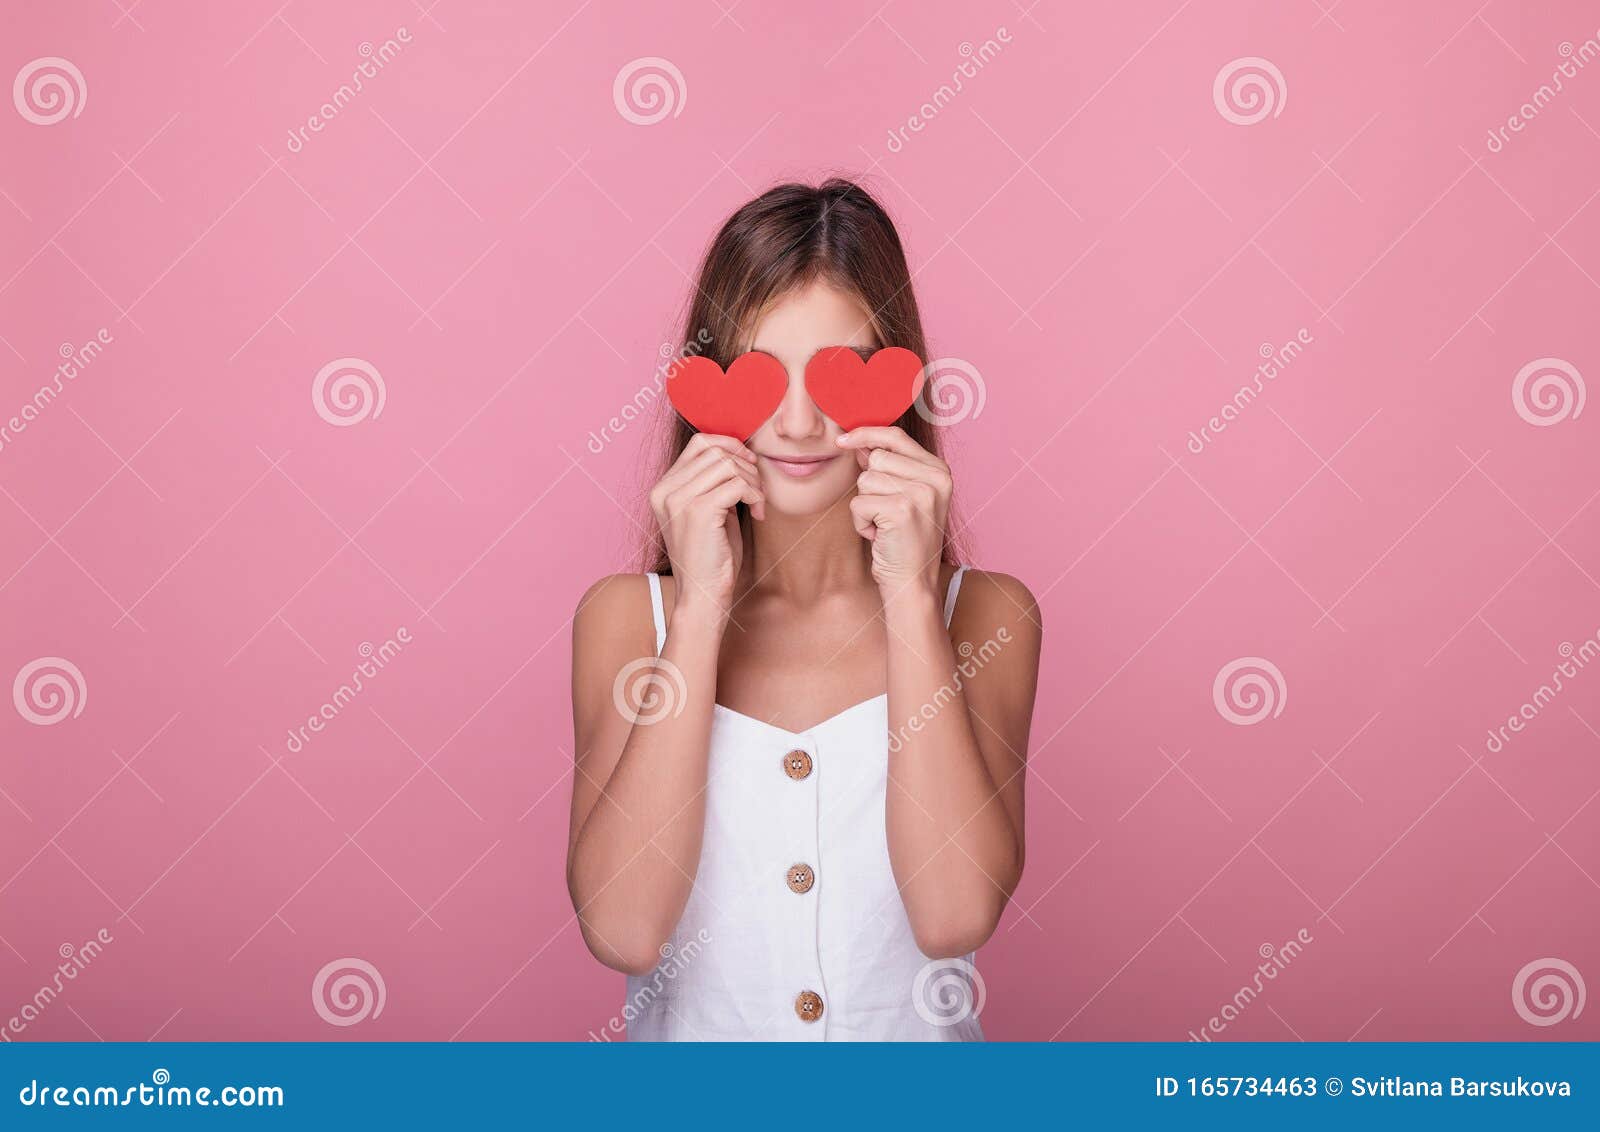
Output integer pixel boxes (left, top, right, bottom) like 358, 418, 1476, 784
951, 566, 1039, 616
573, 573, 660, 650
576, 572, 648, 612
948, 566, 1043, 640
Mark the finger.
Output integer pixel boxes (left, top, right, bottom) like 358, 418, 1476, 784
665, 446, 757, 495
850, 488, 910, 521
835, 426, 936, 463
675, 454, 761, 518
681, 432, 757, 465
676, 451, 761, 504
703, 475, 764, 515
863, 448, 950, 487
855, 472, 938, 525
679, 441, 758, 481
673, 475, 762, 528
849, 493, 885, 540
698, 445, 761, 482
854, 469, 907, 497
849, 491, 919, 543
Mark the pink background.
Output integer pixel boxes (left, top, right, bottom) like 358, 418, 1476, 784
2, 0, 1598, 1041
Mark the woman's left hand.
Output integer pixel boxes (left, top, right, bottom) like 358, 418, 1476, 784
838, 426, 952, 597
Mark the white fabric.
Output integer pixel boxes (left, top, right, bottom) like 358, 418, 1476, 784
625, 568, 983, 1041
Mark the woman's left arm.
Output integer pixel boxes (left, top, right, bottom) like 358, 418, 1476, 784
841, 427, 1042, 958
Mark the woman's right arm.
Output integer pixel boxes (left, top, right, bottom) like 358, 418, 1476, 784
566, 435, 762, 974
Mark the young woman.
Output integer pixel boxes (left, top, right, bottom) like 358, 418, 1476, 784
568, 180, 1042, 1041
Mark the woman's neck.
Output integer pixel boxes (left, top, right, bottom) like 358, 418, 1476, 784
739, 496, 873, 603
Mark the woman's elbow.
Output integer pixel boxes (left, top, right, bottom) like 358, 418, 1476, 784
909, 897, 1006, 959
568, 867, 669, 975
908, 853, 1021, 958
576, 917, 667, 976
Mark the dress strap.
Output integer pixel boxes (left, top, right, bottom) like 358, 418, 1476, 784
942, 565, 969, 628
646, 573, 667, 654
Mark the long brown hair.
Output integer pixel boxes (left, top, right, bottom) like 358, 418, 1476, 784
641, 178, 961, 573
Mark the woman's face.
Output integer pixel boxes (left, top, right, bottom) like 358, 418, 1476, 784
744, 280, 876, 515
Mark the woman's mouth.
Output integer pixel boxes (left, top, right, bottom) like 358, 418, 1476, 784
759, 452, 839, 479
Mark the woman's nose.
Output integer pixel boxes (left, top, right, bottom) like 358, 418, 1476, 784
771, 369, 824, 439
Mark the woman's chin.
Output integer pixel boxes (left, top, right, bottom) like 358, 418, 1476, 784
759, 476, 856, 518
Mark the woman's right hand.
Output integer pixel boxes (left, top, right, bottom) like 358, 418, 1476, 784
648, 434, 764, 614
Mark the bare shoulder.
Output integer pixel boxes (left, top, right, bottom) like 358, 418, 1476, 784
573, 573, 656, 657
951, 568, 1042, 645
959, 569, 1040, 617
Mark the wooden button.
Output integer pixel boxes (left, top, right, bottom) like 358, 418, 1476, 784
782, 749, 813, 780
786, 863, 815, 894
795, 990, 824, 1022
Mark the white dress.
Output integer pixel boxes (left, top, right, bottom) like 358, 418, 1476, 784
622, 567, 985, 1041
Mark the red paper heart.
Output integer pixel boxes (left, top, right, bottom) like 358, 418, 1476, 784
665, 352, 787, 439
803, 347, 926, 432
